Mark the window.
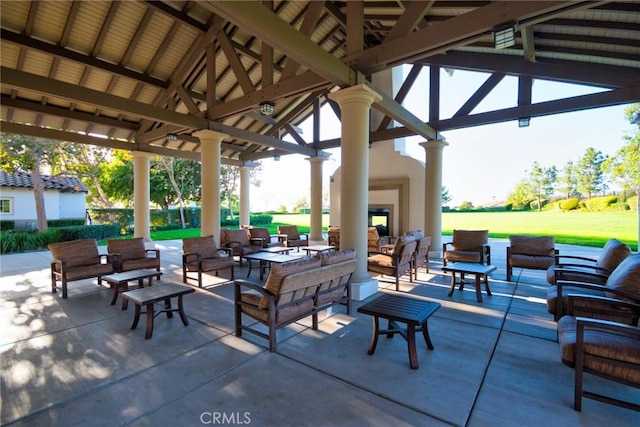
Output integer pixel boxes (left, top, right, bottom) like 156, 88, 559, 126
1, 198, 13, 214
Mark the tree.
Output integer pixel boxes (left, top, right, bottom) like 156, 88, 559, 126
575, 147, 606, 199
155, 157, 201, 227
527, 161, 557, 211
506, 178, 533, 209
558, 160, 578, 199
0, 134, 64, 231
603, 103, 640, 247
442, 186, 452, 205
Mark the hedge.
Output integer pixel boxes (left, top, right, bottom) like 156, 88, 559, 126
628, 195, 639, 211
559, 198, 580, 211
582, 195, 617, 211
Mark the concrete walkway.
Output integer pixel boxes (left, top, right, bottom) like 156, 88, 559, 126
1, 238, 637, 426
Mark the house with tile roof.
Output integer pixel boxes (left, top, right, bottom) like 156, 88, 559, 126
0, 171, 87, 228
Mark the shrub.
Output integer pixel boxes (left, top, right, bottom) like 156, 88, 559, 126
583, 195, 617, 211
47, 219, 85, 227
0, 228, 61, 253
559, 198, 579, 211
628, 195, 639, 211
529, 200, 549, 210
55, 224, 121, 242
0, 220, 15, 231
249, 214, 273, 225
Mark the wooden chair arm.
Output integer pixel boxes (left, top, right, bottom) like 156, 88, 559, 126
144, 248, 160, 258
575, 316, 640, 336
567, 294, 640, 317
233, 279, 275, 297
555, 268, 609, 282
554, 254, 598, 265
182, 252, 202, 264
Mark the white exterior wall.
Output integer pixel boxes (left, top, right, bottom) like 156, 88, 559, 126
0, 187, 86, 225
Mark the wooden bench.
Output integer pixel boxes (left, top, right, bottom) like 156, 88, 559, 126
122, 282, 195, 339
49, 239, 114, 299
234, 250, 356, 351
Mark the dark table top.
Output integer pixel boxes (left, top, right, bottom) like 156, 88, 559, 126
101, 269, 161, 284
122, 282, 194, 305
357, 293, 440, 324
441, 262, 497, 275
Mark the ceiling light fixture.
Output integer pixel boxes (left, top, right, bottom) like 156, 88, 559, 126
259, 101, 275, 116
167, 134, 178, 142
493, 26, 516, 49
273, 154, 281, 161
518, 117, 531, 128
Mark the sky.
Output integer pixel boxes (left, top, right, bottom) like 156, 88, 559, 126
250, 66, 636, 211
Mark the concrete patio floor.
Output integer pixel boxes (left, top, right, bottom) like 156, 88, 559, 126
1, 237, 638, 426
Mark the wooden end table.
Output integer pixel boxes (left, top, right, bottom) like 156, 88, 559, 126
101, 269, 162, 310
441, 262, 497, 302
357, 293, 440, 369
122, 282, 195, 339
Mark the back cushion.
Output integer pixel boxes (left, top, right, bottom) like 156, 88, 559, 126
393, 234, 415, 254
225, 229, 250, 246
509, 235, 555, 256
183, 236, 219, 259
453, 230, 488, 250
260, 256, 322, 309
367, 227, 380, 244
278, 225, 300, 240
605, 254, 640, 300
108, 237, 146, 260
249, 227, 270, 240
49, 239, 100, 268
321, 249, 356, 266
597, 239, 632, 271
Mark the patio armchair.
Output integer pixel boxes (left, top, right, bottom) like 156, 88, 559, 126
547, 254, 640, 322
405, 230, 431, 278
557, 295, 640, 411
107, 237, 160, 276
442, 230, 490, 266
244, 226, 281, 248
367, 234, 417, 291
49, 239, 113, 299
546, 238, 632, 286
277, 225, 309, 250
221, 228, 262, 265
327, 225, 340, 248
182, 235, 234, 287
367, 226, 390, 254
506, 235, 557, 281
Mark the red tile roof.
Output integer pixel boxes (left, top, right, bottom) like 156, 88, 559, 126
0, 171, 87, 193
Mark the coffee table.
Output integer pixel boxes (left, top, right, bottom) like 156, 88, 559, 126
101, 269, 162, 310
260, 246, 294, 255
300, 245, 335, 255
122, 282, 195, 339
441, 262, 497, 302
357, 293, 440, 369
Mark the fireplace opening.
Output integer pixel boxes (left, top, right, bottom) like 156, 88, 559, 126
368, 207, 390, 237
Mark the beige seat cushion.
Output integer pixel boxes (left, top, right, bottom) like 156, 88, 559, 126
557, 316, 640, 385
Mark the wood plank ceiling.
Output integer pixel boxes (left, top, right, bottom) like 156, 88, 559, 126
1, 1, 639, 166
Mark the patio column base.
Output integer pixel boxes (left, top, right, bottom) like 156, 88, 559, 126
350, 277, 379, 301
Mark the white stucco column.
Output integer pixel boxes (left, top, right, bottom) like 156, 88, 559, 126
420, 140, 448, 258
329, 84, 382, 300
193, 130, 228, 240
131, 151, 153, 242
239, 166, 251, 227
307, 156, 326, 243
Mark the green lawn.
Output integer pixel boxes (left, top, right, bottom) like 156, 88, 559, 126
147, 211, 638, 251
442, 210, 637, 250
